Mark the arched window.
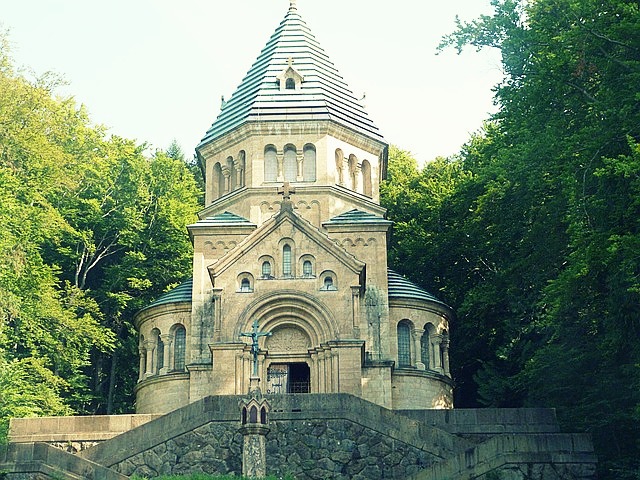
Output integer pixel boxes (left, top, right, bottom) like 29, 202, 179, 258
303, 144, 316, 181
303, 260, 313, 277
174, 326, 186, 371
260, 406, 267, 424
397, 322, 412, 367
250, 406, 258, 423
362, 159, 372, 197
262, 261, 272, 278
264, 145, 277, 182
238, 150, 246, 188
284, 145, 297, 182
240, 278, 251, 292
156, 336, 164, 372
421, 331, 430, 369
213, 162, 224, 199
283, 244, 292, 277
285, 78, 296, 90
324, 276, 334, 289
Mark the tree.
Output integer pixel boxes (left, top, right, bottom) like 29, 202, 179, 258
381, 1, 640, 477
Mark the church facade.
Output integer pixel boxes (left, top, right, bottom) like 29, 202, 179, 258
134, 1, 453, 414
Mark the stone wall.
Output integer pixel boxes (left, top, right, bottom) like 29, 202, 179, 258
4, 394, 597, 480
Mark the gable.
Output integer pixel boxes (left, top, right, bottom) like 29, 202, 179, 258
207, 204, 365, 287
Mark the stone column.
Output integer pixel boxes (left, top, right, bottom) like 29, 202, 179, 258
276, 150, 284, 181
434, 334, 443, 373
144, 341, 154, 377
351, 286, 361, 337
234, 159, 243, 188
138, 346, 146, 381
239, 395, 271, 479
413, 328, 425, 370
160, 334, 172, 374
221, 166, 231, 193
212, 289, 223, 342
441, 337, 450, 376
296, 151, 304, 181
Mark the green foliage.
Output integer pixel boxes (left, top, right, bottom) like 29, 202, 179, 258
131, 475, 295, 480
385, 1, 640, 477
0, 29, 200, 431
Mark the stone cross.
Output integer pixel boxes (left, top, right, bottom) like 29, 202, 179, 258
240, 319, 272, 377
287, 57, 294, 68
278, 181, 296, 201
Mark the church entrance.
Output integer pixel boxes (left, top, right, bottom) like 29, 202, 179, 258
266, 363, 310, 394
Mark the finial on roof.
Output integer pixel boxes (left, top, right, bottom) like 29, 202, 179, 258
289, 0, 297, 12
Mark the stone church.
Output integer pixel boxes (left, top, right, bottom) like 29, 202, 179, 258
1, 3, 597, 479
134, 0, 453, 414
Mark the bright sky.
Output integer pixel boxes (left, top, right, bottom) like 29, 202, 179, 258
2, 1, 503, 164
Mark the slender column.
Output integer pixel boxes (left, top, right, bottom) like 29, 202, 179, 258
434, 335, 443, 372
331, 351, 339, 392
144, 341, 154, 377
212, 289, 223, 342
138, 346, 146, 381
351, 286, 361, 337
234, 159, 243, 188
276, 150, 284, 181
442, 337, 450, 376
296, 152, 304, 181
160, 334, 172, 374
413, 328, 425, 370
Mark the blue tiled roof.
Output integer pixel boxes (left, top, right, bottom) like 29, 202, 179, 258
197, 3, 384, 148
387, 270, 447, 306
325, 209, 392, 225
146, 279, 193, 309
190, 211, 255, 228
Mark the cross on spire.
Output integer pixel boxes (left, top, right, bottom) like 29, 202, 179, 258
240, 319, 272, 377
289, 0, 297, 12
278, 182, 296, 201
287, 57, 294, 68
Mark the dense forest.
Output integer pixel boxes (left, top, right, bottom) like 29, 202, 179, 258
383, 1, 640, 478
0, 0, 638, 479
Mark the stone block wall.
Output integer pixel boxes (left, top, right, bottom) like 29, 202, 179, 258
4, 394, 597, 480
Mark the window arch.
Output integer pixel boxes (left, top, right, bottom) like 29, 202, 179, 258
319, 270, 338, 291
422, 323, 436, 369
156, 335, 165, 372
303, 144, 316, 182
361, 159, 372, 197
303, 260, 313, 277
213, 162, 224, 199
262, 261, 273, 278
282, 244, 292, 277
264, 145, 277, 182
283, 144, 297, 182
285, 78, 296, 90
238, 273, 254, 292
397, 321, 412, 367
174, 326, 186, 371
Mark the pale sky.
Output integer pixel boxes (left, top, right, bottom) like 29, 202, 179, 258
2, 1, 503, 164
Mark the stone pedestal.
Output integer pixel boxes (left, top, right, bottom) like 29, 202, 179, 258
239, 388, 271, 479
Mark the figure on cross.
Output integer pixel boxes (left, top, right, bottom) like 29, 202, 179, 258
240, 319, 272, 377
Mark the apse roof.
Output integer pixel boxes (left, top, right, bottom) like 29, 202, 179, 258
146, 279, 193, 309
197, 2, 384, 148
325, 209, 392, 226
387, 269, 448, 307
188, 211, 255, 228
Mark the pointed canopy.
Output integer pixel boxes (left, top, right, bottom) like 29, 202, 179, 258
197, 2, 385, 148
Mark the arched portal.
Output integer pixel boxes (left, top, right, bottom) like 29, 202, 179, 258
236, 291, 338, 394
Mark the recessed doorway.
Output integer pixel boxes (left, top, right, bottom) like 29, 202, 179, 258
266, 362, 310, 394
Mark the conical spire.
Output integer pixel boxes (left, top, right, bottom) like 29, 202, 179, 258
197, 3, 384, 148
